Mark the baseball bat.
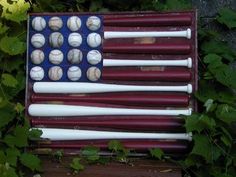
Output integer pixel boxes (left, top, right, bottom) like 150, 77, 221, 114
32, 128, 192, 141
103, 43, 191, 54
31, 117, 184, 131
31, 93, 190, 107
103, 58, 192, 68
104, 15, 192, 26
33, 82, 193, 94
28, 104, 192, 117
104, 28, 191, 39
102, 68, 192, 82
35, 140, 189, 153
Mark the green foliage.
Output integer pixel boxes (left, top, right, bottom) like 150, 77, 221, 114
217, 8, 236, 29
70, 158, 84, 174
108, 140, 130, 162
149, 148, 164, 160
81, 146, 100, 163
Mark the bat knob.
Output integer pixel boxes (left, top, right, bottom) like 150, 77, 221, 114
188, 108, 192, 115
186, 28, 191, 39
187, 84, 192, 94
187, 57, 192, 68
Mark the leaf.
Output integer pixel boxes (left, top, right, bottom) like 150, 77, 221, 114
204, 99, 217, 112
13, 125, 29, 147
0, 103, 16, 129
1, 74, 18, 88
185, 113, 216, 133
0, 23, 9, 34
14, 103, 24, 114
20, 153, 41, 171
5, 148, 20, 167
28, 129, 43, 141
0, 0, 30, 23
149, 148, 164, 160
81, 146, 100, 162
0, 36, 26, 55
0, 150, 6, 163
217, 8, 236, 29
215, 104, 236, 124
108, 140, 124, 152
70, 158, 84, 173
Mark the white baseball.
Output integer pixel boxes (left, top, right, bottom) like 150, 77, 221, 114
67, 49, 83, 64
30, 49, 45, 64
87, 67, 101, 81
49, 49, 64, 65
87, 50, 102, 65
68, 33, 82, 47
67, 16, 81, 31
30, 66, 44, 81
49, 32, 64, 48
48, 16, 63, 31
32, 17, 46, 31
87, 33, 102, 48
48, 66, 63, 81
31, 33, 45, 48
86, 16, 101, 31
67, 66, 82, 81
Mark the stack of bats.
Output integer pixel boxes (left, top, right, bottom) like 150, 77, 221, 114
27, 11, 197, 154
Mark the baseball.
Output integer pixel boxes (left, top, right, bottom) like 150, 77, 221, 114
67, 16, 81, 31
49, 32, 64, 48
31, 33, 45, 48
87, 50, 102, 65
67, 49, 83, 64
86, 67, 101, 81
30, 49, 45, 64
87, 33, 102, 48
32, 17, 46, 31
49, 49, 64, 65
68, 33, 82, 47
48, 66, 63, 81
30, 66, 44, 81
67, 66, 82, 81
48, 16, 63, 31
86, 16, 101, 31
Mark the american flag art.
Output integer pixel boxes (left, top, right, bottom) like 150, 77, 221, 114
26, 11, 197, 154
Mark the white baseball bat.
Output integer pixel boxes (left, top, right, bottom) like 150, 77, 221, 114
33, 82, 192, 94
28, 104, 192, 117
33, 128, 193, 141
104, 28, 191, 39
103, 57, 192, 68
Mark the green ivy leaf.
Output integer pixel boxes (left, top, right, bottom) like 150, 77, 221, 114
70, 158, 84, 173
108, 140, 124, 152
0, 36, 26, 55
81, 146, 100, 162
0, 103, 16, 129
0, 150, 6, 163
5, 148, 20, 167
0, 23, 9, 35
215, 104, 236, 124
2, 74, 18, 88
28, 129, 42, 141
149, 148, 164, 160
217, 8, 236, 29
0, 0, 30, 23
20, 153, 41, 171
13, 125, 29, 148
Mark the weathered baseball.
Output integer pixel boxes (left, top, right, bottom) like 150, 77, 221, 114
49, 49, 64, 65
49, 32, 64, 48
68, 33, 82, 47
86, 16, 101, 31
32, 17, 46, 31
87, 33, 102, 48
86, 67, 101, 81
87, 50, 102, 65
67, 66, 82, 81
30, 49, 45, 64
30, 66, 44, 81
31, 33, 45, 48
67, 16, 81, 31
67, 49, 83, 64
48, 16, 63, 31
48, 66, 63, 81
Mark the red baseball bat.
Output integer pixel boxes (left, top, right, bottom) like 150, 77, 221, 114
34, 140, 189, 153
103, 43, 191, 54
31, 93, 190, 107
31, 116, 184, 132
104, 15, 192, 26
102, 68, 192, 82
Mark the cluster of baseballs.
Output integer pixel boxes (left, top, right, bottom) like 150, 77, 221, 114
31, 16, 102, 48
30, 65, 101, 82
